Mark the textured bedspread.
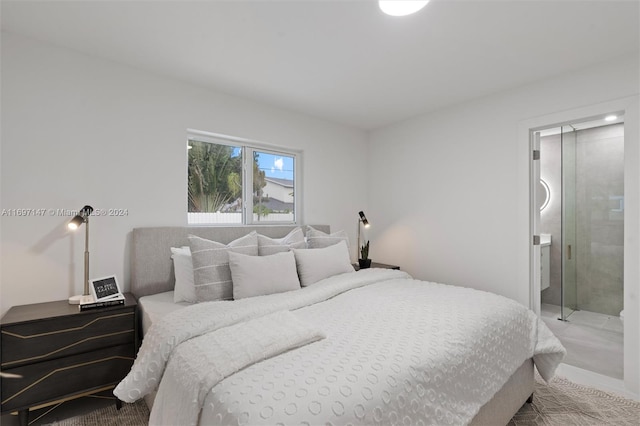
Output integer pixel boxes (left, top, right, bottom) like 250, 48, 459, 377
115, 269, 565, 425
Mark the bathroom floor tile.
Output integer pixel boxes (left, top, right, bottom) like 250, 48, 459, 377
602, 316, 624, 333
560, 335, 623, 379
567, 310, 609, 328
541, 303, 561, 317
563, 323, 623, 346
539, 304, 623, 380
541, 316, 572, 335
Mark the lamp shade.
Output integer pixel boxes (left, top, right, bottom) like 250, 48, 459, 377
68, 215, 83, 230
359, 211, 370, 228
67, 205, 93, 230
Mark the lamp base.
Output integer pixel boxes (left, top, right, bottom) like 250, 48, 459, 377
68, 294, 94, 305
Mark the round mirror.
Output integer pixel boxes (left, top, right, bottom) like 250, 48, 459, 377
538, 179, 550, 211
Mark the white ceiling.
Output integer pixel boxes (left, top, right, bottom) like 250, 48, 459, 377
2, 0, 638, 130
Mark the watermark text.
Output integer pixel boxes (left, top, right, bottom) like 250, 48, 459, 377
1, 208, 129, 217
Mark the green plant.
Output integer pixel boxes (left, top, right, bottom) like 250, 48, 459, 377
187, 141, 241, 213
253, 204, 273, 218
360, 240, 370, 260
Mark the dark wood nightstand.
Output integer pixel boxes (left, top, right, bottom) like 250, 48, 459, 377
1, 293, 137, 426
353, 262, 400, 271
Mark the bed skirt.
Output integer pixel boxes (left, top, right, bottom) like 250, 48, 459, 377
143, 358, 534, 426
470, 358, 534, 425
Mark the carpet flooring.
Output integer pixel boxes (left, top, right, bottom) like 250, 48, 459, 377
508, 375, 639, 426
28, 375, 640, 425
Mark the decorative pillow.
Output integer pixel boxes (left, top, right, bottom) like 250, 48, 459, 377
292, 240, 354, 287
188, 232, 259, 302
258, 227, 306, 255
305, 225, 349, 249
229, 251, 301, 299
170, 246, 196, 303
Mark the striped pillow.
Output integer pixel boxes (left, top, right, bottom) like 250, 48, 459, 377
257, 227, 306, 255
188, 232, 258, 302
305, 225, 349, 249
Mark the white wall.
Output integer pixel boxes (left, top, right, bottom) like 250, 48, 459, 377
367, 54, 639, 395
0, 32, 368, 315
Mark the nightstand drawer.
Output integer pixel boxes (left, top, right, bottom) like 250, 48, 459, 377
1, 343, 135, 412
1, 309, 135, 369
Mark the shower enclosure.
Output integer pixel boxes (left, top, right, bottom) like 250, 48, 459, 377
540, 120, 624, 321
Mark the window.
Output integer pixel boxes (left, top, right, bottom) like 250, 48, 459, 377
187, 131, 300, 225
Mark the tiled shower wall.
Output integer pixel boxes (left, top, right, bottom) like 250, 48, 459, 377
540, 123, 624, 316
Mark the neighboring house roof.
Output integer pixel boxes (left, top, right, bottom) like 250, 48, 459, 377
257, 198, 293, 212
265, 177, 293, 188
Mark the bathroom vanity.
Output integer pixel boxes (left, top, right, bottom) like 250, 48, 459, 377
540, 234, 551, 291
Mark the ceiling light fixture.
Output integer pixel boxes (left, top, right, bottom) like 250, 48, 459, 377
604, 115, 617, 122
379, 0, 429, 17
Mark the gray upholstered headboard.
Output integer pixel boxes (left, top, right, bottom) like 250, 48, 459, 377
130, 225, 330, 299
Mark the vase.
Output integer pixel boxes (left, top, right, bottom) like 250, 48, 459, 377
358, 259, 372, 269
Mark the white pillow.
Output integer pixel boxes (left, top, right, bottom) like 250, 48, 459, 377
188, 232, 259, 302
292, 240, 354, 287
170, 246, 196, 303
258, 227, 307, 255
229, 251, 301, 299
305, 225, 349, 249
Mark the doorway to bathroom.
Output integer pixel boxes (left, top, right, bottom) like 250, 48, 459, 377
535, 116, 624, 379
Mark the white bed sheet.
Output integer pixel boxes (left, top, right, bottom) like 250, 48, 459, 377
138, 291, 191, 336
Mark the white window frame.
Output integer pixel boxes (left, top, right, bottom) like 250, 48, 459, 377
187, 129, 302, 225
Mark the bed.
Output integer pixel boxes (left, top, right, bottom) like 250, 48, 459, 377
115, 225, 564, 426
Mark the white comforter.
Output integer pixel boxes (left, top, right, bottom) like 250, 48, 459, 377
115, 269, 565, 426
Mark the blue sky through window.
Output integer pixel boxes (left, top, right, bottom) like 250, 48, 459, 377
230, 147, 293, 179
258, 152, 294, 180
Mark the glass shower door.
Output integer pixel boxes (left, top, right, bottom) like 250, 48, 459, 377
561, 125, 577, 320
